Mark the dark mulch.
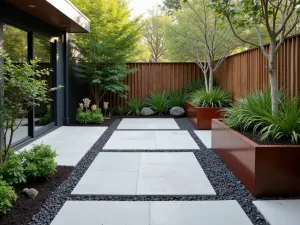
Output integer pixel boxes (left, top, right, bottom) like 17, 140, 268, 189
240, 130, 298, 146
0, 166, 73, 225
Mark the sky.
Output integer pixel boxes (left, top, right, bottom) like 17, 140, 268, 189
128, 0, 164, 18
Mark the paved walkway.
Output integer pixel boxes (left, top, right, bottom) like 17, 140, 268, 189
30, 119, 300, 225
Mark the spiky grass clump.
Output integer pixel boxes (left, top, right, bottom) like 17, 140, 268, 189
190, 88, 231, 107
185, 79, 205, 94
167, 89, 187, 108
146, 92, 169, 114
127, 98, 144, 115
224, 89, 300, 144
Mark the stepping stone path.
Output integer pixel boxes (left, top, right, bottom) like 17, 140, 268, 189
49, 119, 255, 225
194, 130, 212, 149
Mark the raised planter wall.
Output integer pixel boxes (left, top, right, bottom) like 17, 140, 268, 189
212, 119, 300, 197
185, 101, 223, 130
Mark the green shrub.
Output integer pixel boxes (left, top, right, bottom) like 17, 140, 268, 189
76, 110, 92, 123
111, 105, 128, 115
185, 79, 205, 93
39, 113, 51, 125
0, 177, 17, 214
167, 90, 187, 108
146, 92, 169, 114
91, 110, 104, 123
190, 88, 231, 107
21, 144, 57, 178
0, 151, 26, 185
127, 98, 144, 115
224, 89, 300, 143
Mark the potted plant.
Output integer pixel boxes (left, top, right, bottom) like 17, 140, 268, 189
212, 89, 300, 197
185, 88, 231, 129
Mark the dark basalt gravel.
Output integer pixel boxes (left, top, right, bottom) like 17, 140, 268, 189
28, 118, 269, 225
0, 166, 73, 225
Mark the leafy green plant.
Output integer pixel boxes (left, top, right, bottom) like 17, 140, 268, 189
167, 89, 187, 108
146, 92, 170, 114
0, 177, 17, 214
111, 105, 128, 115
76, 111, 93, 124
21, 144, 57, 178
0, 151, 26, 185
91, 109, 104, 123
224, 89, 300, 143
190, 88, 231, 107
127, 98, 144, 115
0, 51, 62, 164
185, 79, 205, 94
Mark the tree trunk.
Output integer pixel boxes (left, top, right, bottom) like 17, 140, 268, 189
268, 41, 279, 116
208, 60, 214, 92
203, 71, 209, 92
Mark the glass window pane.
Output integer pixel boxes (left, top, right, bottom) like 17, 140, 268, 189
3, 24, 29, 144
34, 37, 54, 130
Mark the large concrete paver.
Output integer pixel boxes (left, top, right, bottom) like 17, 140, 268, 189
117, 118, 180, 130
50, 201, 252, 225
253, 200, 300, 225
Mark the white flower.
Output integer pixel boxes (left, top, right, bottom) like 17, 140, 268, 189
82, 98, 91, 109
103, 102, 109, 110
91, 104, 97, 112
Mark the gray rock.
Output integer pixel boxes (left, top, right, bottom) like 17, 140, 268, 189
170, 107, 185, 117
23, 188, 39, 198
141, 107, 155, 116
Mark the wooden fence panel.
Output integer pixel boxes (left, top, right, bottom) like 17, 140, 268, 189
215, 34, 300, 101
99, 63, 203, 107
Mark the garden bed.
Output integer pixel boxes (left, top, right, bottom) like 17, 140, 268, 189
0, 166, 73, 225
185, 101, 223, 130
212, 119, 300, 197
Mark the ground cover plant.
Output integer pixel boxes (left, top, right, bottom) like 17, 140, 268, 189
76, 98, 104, 124
189, 88, 231, 108
0, 178, 17, 214
224, 89, 300, 144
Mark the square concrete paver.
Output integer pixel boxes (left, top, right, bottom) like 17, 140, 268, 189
117, 118, 179, 130
103, 131, 156, 150
194, 130, 211, 148
50, 201, 252, 225
50, 201, 150, 225
71, 170, 139, 195
21, 126, 107, 166
103, 131, 199, 150
253, 200, 300, 225
150, 201, 253, 225
155, 131, 199, 149
137, 153, 215, 195
72, 152, 215, 196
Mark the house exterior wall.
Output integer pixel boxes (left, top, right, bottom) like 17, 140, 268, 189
0, 2, 70, 148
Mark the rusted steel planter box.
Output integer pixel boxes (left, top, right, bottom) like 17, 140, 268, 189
212, 119, 300, 197
185, 101, 223, 130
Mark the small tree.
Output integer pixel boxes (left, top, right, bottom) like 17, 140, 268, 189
210, 0, 300, 115
72, 0, 142, 106
167, 0, 236, 92
0, 51, 61, 163
143, 9, 170, 62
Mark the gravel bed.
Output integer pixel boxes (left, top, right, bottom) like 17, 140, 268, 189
29, 117, 268, 225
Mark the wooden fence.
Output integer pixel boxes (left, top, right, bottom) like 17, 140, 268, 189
97, 63, 203, 107
214, 34, 300, 101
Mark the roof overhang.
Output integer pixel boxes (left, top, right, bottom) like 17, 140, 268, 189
7, 0, 90, 33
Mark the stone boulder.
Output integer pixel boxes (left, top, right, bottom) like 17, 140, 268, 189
170, 107, 185, 117
141, 107, 155, 116
23, 188, 38, 198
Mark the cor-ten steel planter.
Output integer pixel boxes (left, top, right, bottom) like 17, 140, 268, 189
212, 119, 300, 197
185, 101, 223, 130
